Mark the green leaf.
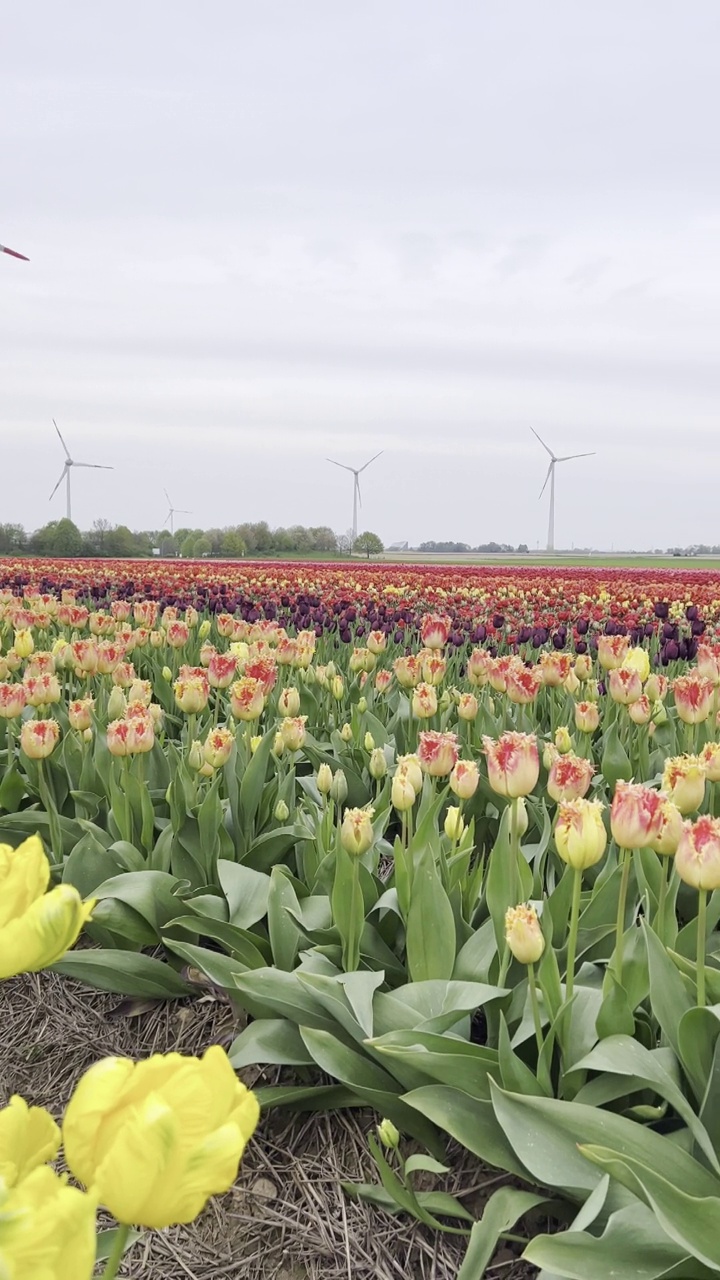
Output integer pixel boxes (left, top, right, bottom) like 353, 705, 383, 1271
490, 1080, 719, 1202
266, 866, 305, 971
95, 1228, 143, 1263
90, 871, 187, 937
256, 1083, 359, 1111
580, 1143, 720, 1270
677, 1004, 720, 1106
0, 767, 26, 812
51, 949, 192, 997
524, 1204, 696, 1280
331, 846, 365, 973
167, 916, 269, 969
343, 1181, 474, 1222
643, 921, 694, 1061
232, 968, 340, 1030
595, 973, 635, 1040
406, 843, 456, 981
217, 860, 270, 928
229, 1019, 314, 1068
574, 1035, 720, 1174
371, 1029, 498, 1099
374, 980, 507, 1036
239, 727, 275, 832
498, 1016, 546, 1097
458, 1188, 549, 1279
402, 1085, 529, 1178
161, 940, 247, 992
453, 918, 497, 983
485, 807, 532, 953
601, 721, 632, 792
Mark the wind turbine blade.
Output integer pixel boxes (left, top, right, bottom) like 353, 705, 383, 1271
0, 244, 29, 261
530, 427, 555, 460
556, 452, 596, 462
164, 489, 172, 506
356, 476, 362, 509
49, 470, 66, 500
73, 463, 113, 470
358, 450, 383, 473
53, 419, 71, 460
176, 509, 192, 514
538, 461, 553, 499
327, 458, 354, 473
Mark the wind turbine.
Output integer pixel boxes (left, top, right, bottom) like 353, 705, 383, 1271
531, 429, 595, 553
163, 490, 191, 537
0, 243, 29, 261
49, 421, 113, 524
327, 452, 383, 545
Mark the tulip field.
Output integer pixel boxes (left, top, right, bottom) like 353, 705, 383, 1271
5, 557, 720, 1277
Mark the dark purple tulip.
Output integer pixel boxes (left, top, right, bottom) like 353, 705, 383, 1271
686, 605, 699, 622
552, 632, 565, 649
493, 615, 505, 629
692, 620, 706, 636
394, 630, 403, 644
575, 640, 588, 654
576, 618, 589, 635
654, 602, 669, 619
518, 626, 532, 643
662, 623, 678, 641
644, 623, 655, 637
339, 629, 351, 643
665, 640, 680, 661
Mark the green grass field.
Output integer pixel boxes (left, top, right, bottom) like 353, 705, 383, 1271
377, 553, 720, 570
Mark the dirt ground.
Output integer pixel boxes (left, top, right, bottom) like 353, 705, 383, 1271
0, 972, 539, 1279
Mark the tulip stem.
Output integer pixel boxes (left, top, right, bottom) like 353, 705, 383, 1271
614, 848, 632, 986
528, 961, 544, 1055
655, 856, 670, 934
509, 798, 521, 905
697, 888, 707, 1008
101, 1223, 131, 1280
565, 866, 582, 1003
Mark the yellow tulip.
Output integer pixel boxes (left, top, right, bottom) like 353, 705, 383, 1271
0, 1096, 60, 1188
63, 1046, 260, 1229
0, 836, 94, 980
0, 1165, 96, 1279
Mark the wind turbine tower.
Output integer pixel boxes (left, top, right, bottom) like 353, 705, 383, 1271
49, 421, 113, 523
531, 429, 595, 553
163, 490, 191, 537
327, 452, 383, 545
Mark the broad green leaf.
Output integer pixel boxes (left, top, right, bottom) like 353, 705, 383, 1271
229, 1019, 314, 1068
575, 1035, 720, 1173
677, 1004, 720, 1106
374, 980, 507, 1037
643, 921, 694, 1061
267, 866, 304, 971
453, 917, 497, 983
95, 1228, 143, 1264
343, 1181, 474, 1222
52, 949, 192, 997
490, 1080, 718, 1202
331, 845, 365, 973
233, 968, 341, 1030
256, 1083, 359, 1111
370, 1029, 498, 1100
601, 721, 632, 792
216, 859, 270, 928
580, 1144, 720, 1270
406, 843, 456, 981
524, 1203, 696, 1280
402, 1084, 528, 1178
90, 871, 187, 936
166, 916, 269, 969
458, 1188, 549, 1280
239, 727, 275, 831
162, 940, 248, 991
498, 1016, 546, 1097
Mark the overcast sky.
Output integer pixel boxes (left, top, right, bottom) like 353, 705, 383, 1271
2, 2, 720, 550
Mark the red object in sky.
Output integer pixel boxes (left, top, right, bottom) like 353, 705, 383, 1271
0, 243, 29, 261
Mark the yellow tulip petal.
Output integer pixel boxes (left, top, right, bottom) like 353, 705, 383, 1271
0, 1166, 96, 1280
95, 1097, 180, 1228
0, 886, 93, 980
0, 1096, 60, 1189
0, 837, 50, 929
63, 1057, 136, 1187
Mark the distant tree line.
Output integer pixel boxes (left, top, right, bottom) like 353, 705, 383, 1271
0, 520, 385, 559
418, 540, 530, 554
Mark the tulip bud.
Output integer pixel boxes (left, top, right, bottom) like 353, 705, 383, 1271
652, 699, 668, 726
676, 815, 720, 890
188, 740, 204, 772
339, 723, 353, 743
340, 806, 375, 856
357, 696, 368, 713
397, 754, 423, 795
198, 619, 212, 639
162, 666, 173, 682
450, 759, 479, 800
554, 726, 572, 755
330, 769, 348, 805
14, 629, 34, 659
391, 772, 416, 811
107, 687, 128, 721
611, 781, 664, 848
662, 755, 706, 815
369, 747, 387, 780
628, 695, 652, 725
543, 742, 559, 771
514, 796, 529, 837
555, 797, 607, 870
278, 686, 301, 717
504, 903, 545, 965
274, 800, 290, 822
204, 727, 235, 769
457, 692, 478, 721
316, 763, 333, 794
279, 715, 307, 752
331, 675, 344, 700
564, 670, 581, 697
364, 731, 375, 752
377, 1118, 400, 1150
574, 701, 600, 734
250, 735, 263, 754
444, 806, 465, 841
651, 799, 684, 856
272, 731, 285, 757
150, 630, 163, 648
574, 654, 593, 681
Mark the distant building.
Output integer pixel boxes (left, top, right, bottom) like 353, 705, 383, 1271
388, 541, 409, 551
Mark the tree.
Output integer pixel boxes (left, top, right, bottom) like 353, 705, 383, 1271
193, 535, 211, 557
221, 529, 247, 558
0, 523, 26, 553
159, 534, 178, 557
105, 525, 137, 558
355, 530, 384, 559
180, 534, 196, 558
51, 518, 83, 556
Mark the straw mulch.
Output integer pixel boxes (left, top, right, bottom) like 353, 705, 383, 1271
0, 972, 540, 1279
